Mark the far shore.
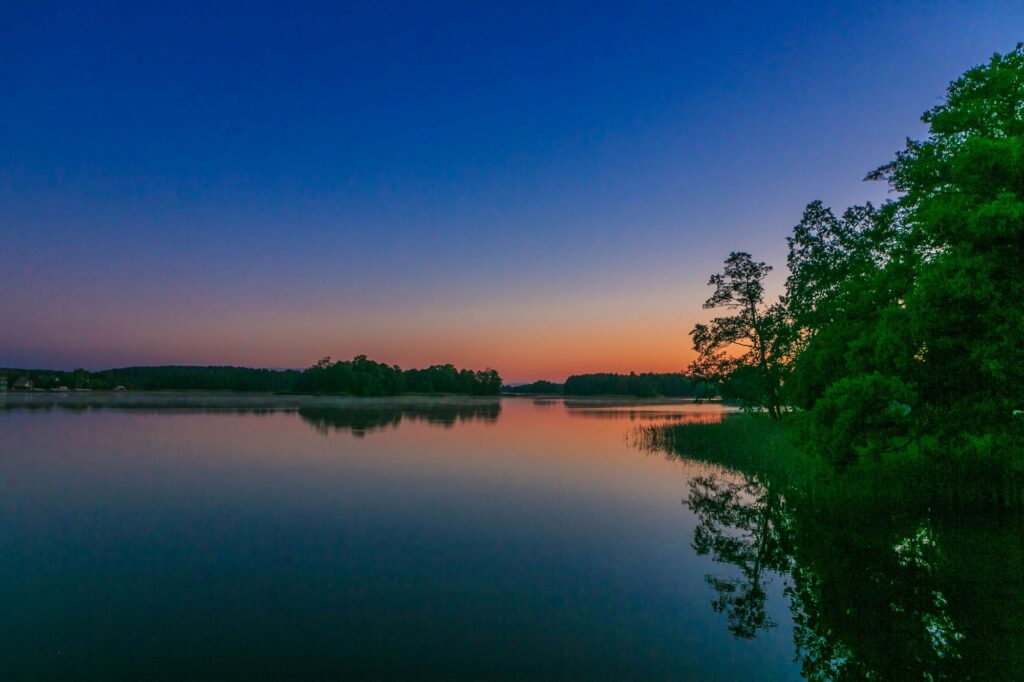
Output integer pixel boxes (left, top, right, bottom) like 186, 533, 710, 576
502, 393, 725, 407
1, 391, 725, 411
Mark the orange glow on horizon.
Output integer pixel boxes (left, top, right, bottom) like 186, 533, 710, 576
5, 283, 705, 381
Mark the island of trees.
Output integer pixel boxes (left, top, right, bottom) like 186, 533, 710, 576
294, 355, 501, 396
1, 355, 502, 397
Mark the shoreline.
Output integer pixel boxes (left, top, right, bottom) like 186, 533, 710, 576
0, 391, 501, 412
1, 391, 730, 412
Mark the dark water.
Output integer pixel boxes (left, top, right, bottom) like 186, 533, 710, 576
0, 396, 1018, 680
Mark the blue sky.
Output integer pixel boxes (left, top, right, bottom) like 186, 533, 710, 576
2, 1, 1021, 380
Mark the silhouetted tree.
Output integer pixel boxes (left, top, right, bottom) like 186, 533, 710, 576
690, 252, 791, 419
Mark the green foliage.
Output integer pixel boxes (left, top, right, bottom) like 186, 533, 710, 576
695, 45, 1024, 477
637, 414, 817, 486
641, 415, 1024, 679
809, 373, 915, 467
784, 200, 882, 334
870, 46, 1024, 436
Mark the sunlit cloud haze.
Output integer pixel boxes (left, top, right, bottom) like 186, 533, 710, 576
2, 2, 1022, 382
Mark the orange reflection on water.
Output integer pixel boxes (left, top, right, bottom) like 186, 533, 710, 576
0, 395, 736, 511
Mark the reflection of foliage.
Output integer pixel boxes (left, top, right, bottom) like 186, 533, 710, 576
297, 402, 500, 437
785, 564, 854, 681
643, 416, 1022, 680
687, 474, 791, 639
784, 512, 972, 681
0, 399, 503, 439
685, 470, 980, 678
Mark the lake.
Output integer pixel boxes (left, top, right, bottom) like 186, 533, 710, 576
0, 394, 1019, 679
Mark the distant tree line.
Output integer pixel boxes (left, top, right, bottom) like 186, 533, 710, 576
0, 366, 299, 392
2, 356, 502, 396
503, 380, 564, 395
688, 46, 1024, 476
293, 355, 501, 396
565, 372, 695, 398
101, 366, 301, 391
505, 373, 718, 399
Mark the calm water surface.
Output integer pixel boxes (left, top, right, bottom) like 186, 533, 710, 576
0, 395, 1018, 679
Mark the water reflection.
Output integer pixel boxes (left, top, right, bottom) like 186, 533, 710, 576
297, 402, 501, 436
0, 393, 502, 438
3, 395, 1018, 678
565, 400, 733, 424
656, 453, 1023, 679
570, 409, 726, 424
0, 397, 801, 680
687, 474, 790, 639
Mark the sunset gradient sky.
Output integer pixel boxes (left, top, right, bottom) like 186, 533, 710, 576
3, 2, 1022, 382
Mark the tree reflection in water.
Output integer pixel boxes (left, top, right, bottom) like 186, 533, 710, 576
0, 397, 503, 439
673, 460, 1021, 680
687, 474, 790, 639
297, 402, 501, 437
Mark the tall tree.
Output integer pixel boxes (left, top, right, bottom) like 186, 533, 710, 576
782, 200, 916, 410
784, 200, 881, 335
689, 252, 791, 419
774, 45, 1024, 464
868, 44, 1024, 432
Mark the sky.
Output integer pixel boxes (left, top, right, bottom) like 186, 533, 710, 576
2, 1, 1022, 382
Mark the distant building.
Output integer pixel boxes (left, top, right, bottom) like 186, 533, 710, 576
113, 385, 126, 391
12, 377, 33, 391
0, 376, 7, 392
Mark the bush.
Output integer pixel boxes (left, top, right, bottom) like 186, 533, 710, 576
810, 373, 916, 466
